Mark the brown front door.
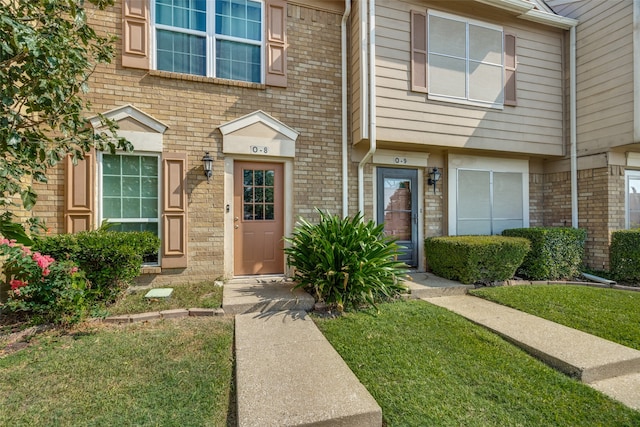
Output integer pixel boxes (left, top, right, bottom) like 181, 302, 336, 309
234, 162, 284, 275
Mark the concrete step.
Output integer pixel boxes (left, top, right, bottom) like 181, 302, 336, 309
425, 295, 640, 384
223, 280, 315, 315
405, 280, 473, 299
235, 310, 382, 426
404, 272, 474, 299
590, 373, 640, 410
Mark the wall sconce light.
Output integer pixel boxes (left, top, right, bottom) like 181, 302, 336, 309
427, 167, 441, 194
202, 152, 213, 183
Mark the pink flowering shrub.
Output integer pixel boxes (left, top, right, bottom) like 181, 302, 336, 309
0, 238, 89, 324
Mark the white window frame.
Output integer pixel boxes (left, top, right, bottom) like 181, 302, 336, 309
97, 151, 162, 265
427, 10, 504, 109
625, 170, 640, 229
448, 155, 529, 236
150, 0, 265, 83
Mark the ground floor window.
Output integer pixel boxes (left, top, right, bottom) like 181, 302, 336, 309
101, 153, 160, 234
457, 169, 523, 235
626, 170, 640, 228
449, 155, 528, 236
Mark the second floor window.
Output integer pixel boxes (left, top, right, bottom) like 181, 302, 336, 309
428, 10, 503, 108
154, 0, 263, 83
411, 9, 516, 108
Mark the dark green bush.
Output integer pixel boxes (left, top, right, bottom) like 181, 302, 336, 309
425, 235, 530, 284
284, 210, 408, 311
502, 227, 586, 280
610, 230, 640, 282
33, 231, 160, 303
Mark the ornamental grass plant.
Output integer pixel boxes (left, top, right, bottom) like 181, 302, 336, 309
284, 211, 408, 311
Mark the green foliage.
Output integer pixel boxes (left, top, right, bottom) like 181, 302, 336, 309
610, 229, 640, 282
0, 212, 32, 245
0, 239, 88, 324
284, 211, 408, 311
502, 227, 586, 280
425, 235, 530, 284
33, 230, 160, 304
0, 0, 131, 211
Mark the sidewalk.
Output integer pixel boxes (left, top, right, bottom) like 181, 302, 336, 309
425, 294, 640, 410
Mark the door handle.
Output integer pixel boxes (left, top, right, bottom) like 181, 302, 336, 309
234, 217, 239, 222
234, 225, 239, 229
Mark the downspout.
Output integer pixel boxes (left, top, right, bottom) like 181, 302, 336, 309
342, 0, 351, 217
358, 0, 377, 214
570, 25, 578, 227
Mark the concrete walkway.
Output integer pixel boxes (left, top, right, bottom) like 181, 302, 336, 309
225, 278, 381, 426
227, 277, 640, 425
425, 294, 640, 410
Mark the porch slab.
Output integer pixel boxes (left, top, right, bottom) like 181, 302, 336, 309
405, 272, 474, 299
222, 279, 315, 315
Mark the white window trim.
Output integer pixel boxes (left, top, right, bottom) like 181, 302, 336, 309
97, 151, 162, 266
448, 154, 529, 235
625, 170, 640, 229
427, 9, 504, 110
150, 0, 265, 83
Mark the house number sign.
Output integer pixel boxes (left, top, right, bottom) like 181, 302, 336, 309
394, 157, 408, 164
250, 145, 269, 154
372, 149, 429, 168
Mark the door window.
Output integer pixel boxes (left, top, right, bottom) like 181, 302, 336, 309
242, 168, 275, 221
377, 168, 418, 267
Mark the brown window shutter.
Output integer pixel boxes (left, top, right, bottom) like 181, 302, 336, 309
122, 0, 150, 70
265, 0, 287, 87
504, 33, 517, 106
161, 152, 188, 269
411, 10, 428, 93
64, 150, 95, 233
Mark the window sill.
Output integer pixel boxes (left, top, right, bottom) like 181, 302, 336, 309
148, 70, 266, 90
140, 266, 162, 275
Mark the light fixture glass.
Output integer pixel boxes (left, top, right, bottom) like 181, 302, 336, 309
202, 152, 213, 183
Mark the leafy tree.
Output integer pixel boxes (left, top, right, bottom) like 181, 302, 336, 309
0, 0, 131, 242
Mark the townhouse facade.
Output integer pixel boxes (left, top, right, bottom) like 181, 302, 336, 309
24, 0, 636, 284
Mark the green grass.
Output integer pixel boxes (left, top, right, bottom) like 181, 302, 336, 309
0, 317, 234, 426
469, 285, 640, 350
315, 300, 640, 426
106, 281, 223, 316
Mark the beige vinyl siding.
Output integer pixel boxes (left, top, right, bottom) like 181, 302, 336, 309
374, 0, 565, 156
548, 0, 634, 154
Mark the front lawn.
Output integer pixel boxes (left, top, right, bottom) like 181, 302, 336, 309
470, 284, 640, 350
315, 300, 640, 426
0, 317, 234, 426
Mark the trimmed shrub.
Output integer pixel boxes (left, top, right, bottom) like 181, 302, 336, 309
610, 230, 640, 282
425, 235, 530, 284
502, 227, 586, 280
32, 230, 160, 303
284, 210, 408, 311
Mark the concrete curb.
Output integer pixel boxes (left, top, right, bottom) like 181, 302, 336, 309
102, 307, 225, 324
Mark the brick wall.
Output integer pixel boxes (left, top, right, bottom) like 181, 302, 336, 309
28, 2, 345, 284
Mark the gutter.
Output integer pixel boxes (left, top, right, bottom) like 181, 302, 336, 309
358, 0, 376, 214
342, 0, 351, 217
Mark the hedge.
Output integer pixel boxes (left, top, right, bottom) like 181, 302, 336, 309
32, 230, 160, 303
610, 229, 640, 282
425, 235, 530, 284
502, 227, 586, 280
